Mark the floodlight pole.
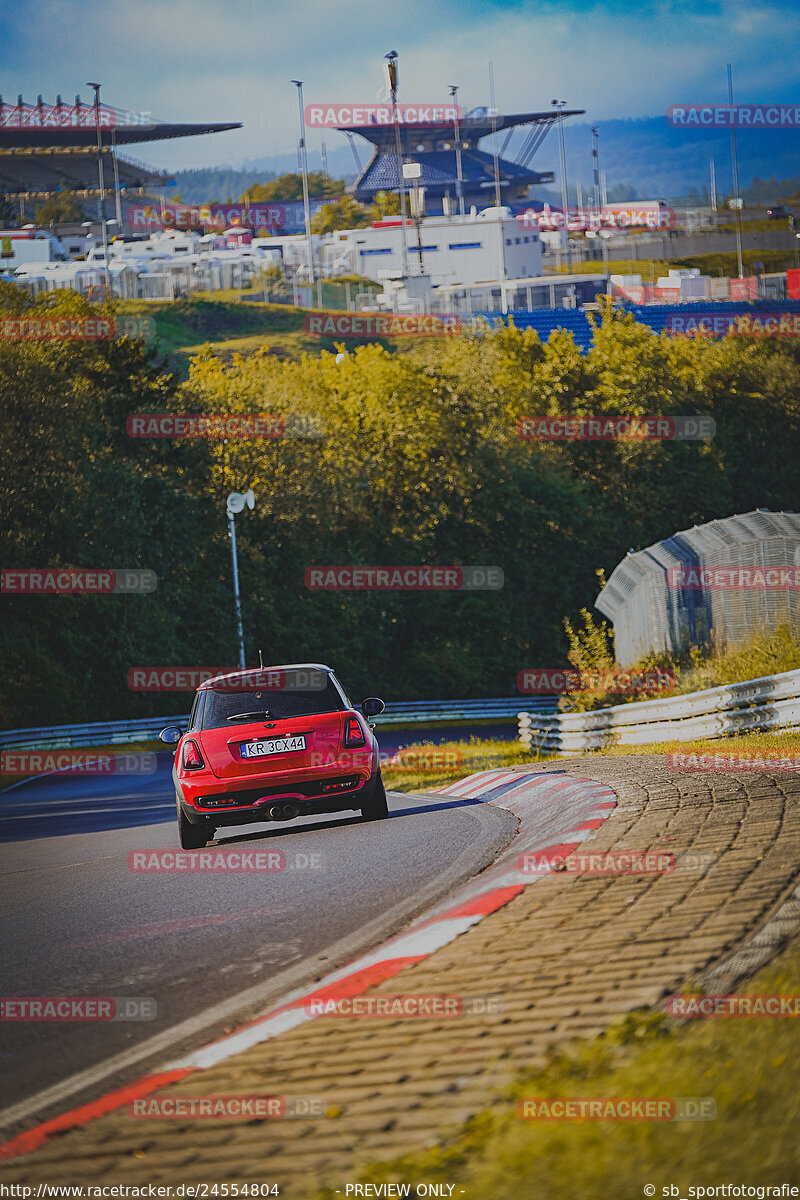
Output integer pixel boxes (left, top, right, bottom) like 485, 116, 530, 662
727, 64, 744, 279
591, 126, 601, 212
553, 99, 573, 274
489, 62, 508, 315
386, 51, 410, 278
227, 508, 246, 671
87, 82, 110, 295
449, 85, 465, 217
226, 490, 254, 671
111, 129, 123, 226
291, 80, 315, 288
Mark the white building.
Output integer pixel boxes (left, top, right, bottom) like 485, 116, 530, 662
655, 268, 712, 299
0, 228, 68, 271
318, 208, 543, 287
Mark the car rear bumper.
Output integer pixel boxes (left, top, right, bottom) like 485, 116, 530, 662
176, 770, 375, 824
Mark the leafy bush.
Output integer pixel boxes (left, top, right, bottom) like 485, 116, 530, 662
2, 290, 800, 725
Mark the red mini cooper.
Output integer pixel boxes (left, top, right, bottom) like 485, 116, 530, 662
160, 663, 387, 848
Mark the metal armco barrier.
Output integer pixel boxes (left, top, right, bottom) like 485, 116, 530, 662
517, 669, 800, 753
0, 697, 559, 753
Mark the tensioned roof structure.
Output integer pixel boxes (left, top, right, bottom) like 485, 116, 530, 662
338, 106, 585, 210
0, 95, 241, 196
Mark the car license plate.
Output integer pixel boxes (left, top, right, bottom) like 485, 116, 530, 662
241, 735, 306, 759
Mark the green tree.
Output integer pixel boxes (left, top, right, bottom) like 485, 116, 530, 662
4, 294, 800, 723
34, 190, 86, 225
0, 285, 228, 726
242, 172, 343, 204
311, 196, 372, 233
369, 192, 401, 220
311, 192, 402, 233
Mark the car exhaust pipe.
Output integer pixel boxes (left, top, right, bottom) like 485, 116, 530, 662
268, 802, 300, 821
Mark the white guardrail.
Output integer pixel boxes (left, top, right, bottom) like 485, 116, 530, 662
0, 697, 559, 753
517, 669, 800, 754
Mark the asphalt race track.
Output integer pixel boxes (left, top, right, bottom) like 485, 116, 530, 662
0, 723, 518, 843
0, 761, 517, 1133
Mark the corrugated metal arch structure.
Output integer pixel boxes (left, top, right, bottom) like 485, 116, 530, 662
595, 510, 800, 665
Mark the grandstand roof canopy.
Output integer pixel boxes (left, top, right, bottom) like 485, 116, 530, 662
340, 108, 585, 148
338, 105, 584, 211
0, 121, 241, 151
0, 97, 241, 195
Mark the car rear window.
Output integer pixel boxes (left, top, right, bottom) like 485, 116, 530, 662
200, 677, 346, 729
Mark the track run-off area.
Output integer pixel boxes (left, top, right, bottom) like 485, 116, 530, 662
1, 754, 799, 1189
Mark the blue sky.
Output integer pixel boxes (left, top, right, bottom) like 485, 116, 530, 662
1, 0, 797, 170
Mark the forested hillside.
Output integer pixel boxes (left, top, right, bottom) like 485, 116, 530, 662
2, 282, 799, 726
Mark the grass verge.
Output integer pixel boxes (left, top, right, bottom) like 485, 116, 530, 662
386, 731, 800, 794
585, 732, 800, 759
548, 248, 800, 278
380, 737, 537, 793
309, 889, 800, 1199
117, 296, 424, 372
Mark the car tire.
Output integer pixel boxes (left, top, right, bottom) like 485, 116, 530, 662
176, 794, 214, 849
360, 772, 389, 821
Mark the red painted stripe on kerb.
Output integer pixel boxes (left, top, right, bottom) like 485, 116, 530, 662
525, 841, 581, 863
0, 1068, 192, 1160
290, 957, 423, 1011
0, 772, 617, 1162
418, 884, 526, 926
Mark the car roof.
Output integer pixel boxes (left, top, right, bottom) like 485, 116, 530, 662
198, 663, 333, 690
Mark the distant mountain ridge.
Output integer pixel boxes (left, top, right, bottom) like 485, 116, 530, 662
166, 116, 800, 206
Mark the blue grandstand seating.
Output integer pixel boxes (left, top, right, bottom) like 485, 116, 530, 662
471, 299, 800, 353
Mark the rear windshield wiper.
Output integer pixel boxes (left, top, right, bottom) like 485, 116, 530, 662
225, 710, 272, 723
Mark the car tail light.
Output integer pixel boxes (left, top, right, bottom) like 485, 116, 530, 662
343, 716, 366, 748
182, 740, 205, 770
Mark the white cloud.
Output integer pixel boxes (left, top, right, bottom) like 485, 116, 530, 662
3, 0, 797, 169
